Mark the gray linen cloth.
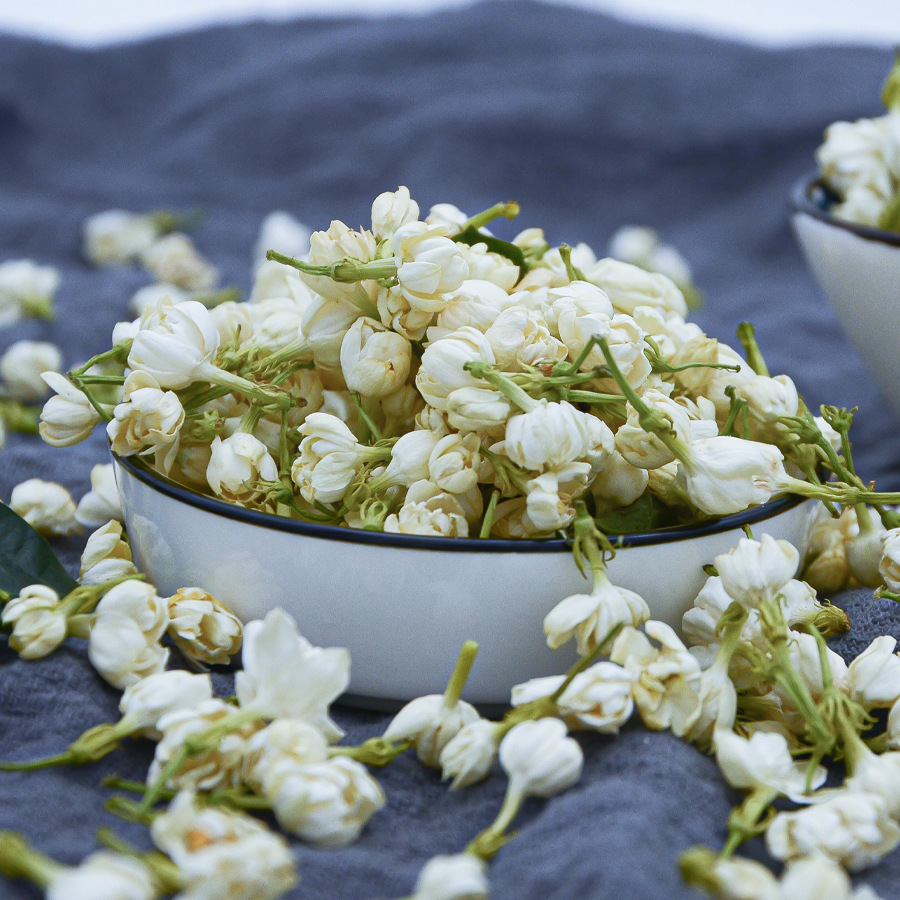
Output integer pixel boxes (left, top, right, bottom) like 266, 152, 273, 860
1, 3, 899, 896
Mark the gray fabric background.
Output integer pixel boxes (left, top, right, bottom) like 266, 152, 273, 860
1, 3, 899, 896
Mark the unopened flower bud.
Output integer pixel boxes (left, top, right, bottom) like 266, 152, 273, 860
9, 478, 80, 537
82, 209, 160, 266
1, 585, 66, 659
140, 232, 218, 291
438, 720, 499, 789
372, 186, 420, 240
412, 853, 489, 900
0, 340, 62, 403
499, 718, 583, 798
340, 316, 412, 398
39, 372, 102, 447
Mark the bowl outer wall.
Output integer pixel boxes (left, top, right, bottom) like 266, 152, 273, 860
113, 456, 818, 705
790, 177, 900, 418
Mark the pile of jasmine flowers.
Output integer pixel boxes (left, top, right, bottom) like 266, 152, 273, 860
34, 188, 900, 543
3, 189, 900, 899
816, 55, 900, 231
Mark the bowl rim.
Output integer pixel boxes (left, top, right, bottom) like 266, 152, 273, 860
791, 170, 900, 248
113, 451, 809, 554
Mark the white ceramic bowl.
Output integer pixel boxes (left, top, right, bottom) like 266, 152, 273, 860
791, 172, 900, 417
113, 454, 816, 707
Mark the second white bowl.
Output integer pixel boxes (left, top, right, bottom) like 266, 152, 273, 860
791, 172, 900, 418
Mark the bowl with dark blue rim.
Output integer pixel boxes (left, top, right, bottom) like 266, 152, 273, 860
113, 451, 817, 706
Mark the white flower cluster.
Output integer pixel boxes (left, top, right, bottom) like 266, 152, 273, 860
816, 57, 900, 230
817, 112, 900, 228
2, 507, 243, 679
0, 260, 59, 326
39, 187, 828, 544
804, 503, 900, 601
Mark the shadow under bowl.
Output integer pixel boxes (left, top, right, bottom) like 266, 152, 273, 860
113, 453, 817, 706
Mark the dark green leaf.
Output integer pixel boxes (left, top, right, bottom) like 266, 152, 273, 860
595, 494, 677, 535
453, 226, 527, 281
0, 502, 79, 597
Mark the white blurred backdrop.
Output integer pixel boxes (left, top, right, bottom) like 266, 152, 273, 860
0, 0, 899, 47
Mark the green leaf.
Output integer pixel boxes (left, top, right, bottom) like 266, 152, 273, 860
0, 502, 79, 597
453, 226, 527, 281
595, 494, 677, 535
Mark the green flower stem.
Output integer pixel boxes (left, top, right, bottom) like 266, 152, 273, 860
479, 490, 500, 539
278, 411, 292, 474
466, 782, 525, 860
463, 361, 539, 413
70, 341, 133, 377
571, 500, 617, 576
757, 600, 831, 752
105, 777, 272, 813
238, 404, 264, 436
0, 718, 137, 772
351, 392, 383, 442
720, 393, 749, 439
356, 471, 395, 502
96, 827, 183, 895
267, 249, 397, 286
270, 360, 316, 387
809, 625, 873, 774
138, 708, 264, 813
558, 244, 586, 282
444, 641, 479, 707
549, 621, 625, 703
554, 336, 602, 376
458, 201, 520, 234
72, 374, 127, 385
776, 474, 900, 507
493, 620, 626, 744
553, 387, 628, 410
248, 337, 313, 378
855, 503, 879, 540
779, 410, 849, 484
720, 785, 779, 858
66, 614, 91, 639
594, 335, 693, 464
329, 738, 412, 766
178, 383, 233, 414
480, 447, 530, 497
875, 587, 900, 603
644, 338, 740, 377
67, 372, 114, 423
713, 603, 750, 665
195, 362, 292, 410
59, 574, 145, 618
0, 831, 65, 888
0, 400, 40, 434
736, 322, 769, 377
